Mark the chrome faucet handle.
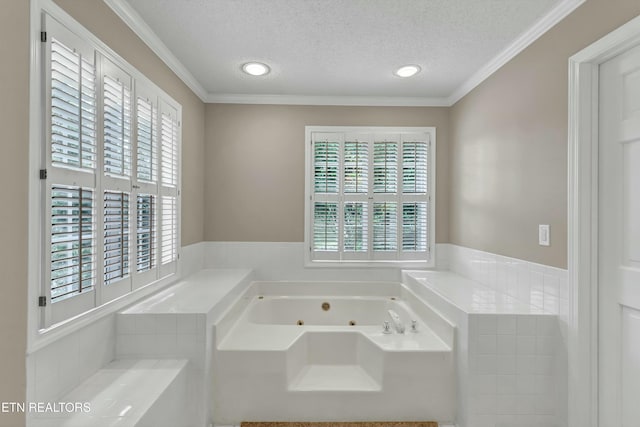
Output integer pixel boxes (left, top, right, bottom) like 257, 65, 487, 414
387, 309, 405, 334
383, 321, 392, 334
410, 320, 418, 333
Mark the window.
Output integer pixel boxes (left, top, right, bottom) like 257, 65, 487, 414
42, 15, 181, 325
305, 127, 435, 266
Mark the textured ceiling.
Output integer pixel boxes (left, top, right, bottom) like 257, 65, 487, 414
125, 0, 560, 99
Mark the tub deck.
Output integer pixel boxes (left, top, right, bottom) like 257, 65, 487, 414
404, 270, 548, 314
122, 268, 254, 315
219, 322, 451, 352
212, 282, 456, 424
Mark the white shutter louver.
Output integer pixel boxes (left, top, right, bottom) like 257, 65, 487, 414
159, 104, 179, 270
161, 196, 177, 265
402, 141, 428, 193
103, 74, 132, 177
402, 202, 428, 251
161, 112, 178, 188
136, 97, 157, 183
314, 139, 340, 194
50, 186, 95, 301
373, 141, 398, 193
373, 202, 397, 251
103, 191, 130, 285
50, 38, 96, 170
344, 140, 368, 193
313, 202, 339, 251
136, 194, 156, 273
344, 202, 367, 252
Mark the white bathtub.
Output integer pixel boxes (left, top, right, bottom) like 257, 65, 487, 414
247, 296, 408, 326
212, 281, 456, 424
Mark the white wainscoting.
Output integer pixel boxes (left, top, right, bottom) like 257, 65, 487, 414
442, 244, 569, 427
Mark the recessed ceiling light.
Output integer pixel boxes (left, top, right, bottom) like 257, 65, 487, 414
394, 65, 421, 78
242, 62, 270, 76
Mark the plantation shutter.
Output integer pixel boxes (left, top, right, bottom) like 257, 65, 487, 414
132, 84, 160, 288
136, 194, 156, 273
161, 107, 179, 189
309, 130, 431, 263
343, 202, 368, 252
42, 13, 182, 326
399, 135, 430, 260
311, 133, 342, 260
136, 96, 157, 183
50, 38, 97, 170
50, 186, 95, 302
402, 202, 428, 251
159, 100, 179, 275
373, 202, 398, 252
103, 191, 130, 284
371, 136, 399, 260
103, 69, 132, 178
343, 138, 368, 194
373, 140, 398, 194
402, 141, 428, 193
45, 17, 98, 323
342, 135, 370, 260
100, 58, 133, 303
161, 196, 178, 265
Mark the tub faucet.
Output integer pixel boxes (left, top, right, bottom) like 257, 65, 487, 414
387, 309, 405, 334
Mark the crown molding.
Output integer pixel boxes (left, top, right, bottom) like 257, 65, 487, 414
105, 0, 585, 107
103, 0, 208, 102
206, 93, 450, 106
447, 0, 586, 105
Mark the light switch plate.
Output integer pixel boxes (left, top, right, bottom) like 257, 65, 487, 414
539, 224, 550, 246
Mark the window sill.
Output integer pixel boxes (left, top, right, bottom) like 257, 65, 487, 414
304, 258, 436, 269
28, 272, 179, 354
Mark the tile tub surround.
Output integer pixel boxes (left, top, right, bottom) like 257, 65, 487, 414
27, 315, 116, 406
29, 359, 188, 427
403, 271, 563, 427
117, 268, 256, 427
445, 244, 568, 321
212, 281, 456, 424
26, 242, 567, 427
443, 244, 569, 426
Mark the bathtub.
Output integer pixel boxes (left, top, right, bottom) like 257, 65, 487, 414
212, 281, 456, 424
248, 296, 410, 326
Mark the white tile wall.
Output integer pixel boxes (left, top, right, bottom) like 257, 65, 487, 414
117, 313, 206, 367
181, 241, 207, 277
27, 242, 205, 408
446, 244, 568, 321
27, 315, 116, 404
467, 313, 561, 427
441, 244, 568, 427
116, 312, 207, 427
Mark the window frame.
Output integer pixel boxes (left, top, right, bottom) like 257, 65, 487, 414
33, 5, 182, 331
304, 126, 436, 268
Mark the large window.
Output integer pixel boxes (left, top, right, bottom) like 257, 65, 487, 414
305, 127, 435, 266
42, 14, 181, 325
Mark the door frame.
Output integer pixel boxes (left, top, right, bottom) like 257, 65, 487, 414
568, 13, 640, 427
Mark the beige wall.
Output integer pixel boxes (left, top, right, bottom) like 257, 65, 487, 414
205, 104, 450, 243
55, 0, 206, 246
0, 1, 30, 425
0, 2, 205, 425
450, 0, 640, 268
2, 2, 639, 425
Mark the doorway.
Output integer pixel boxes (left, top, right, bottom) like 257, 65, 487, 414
568, 13, 640, 427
